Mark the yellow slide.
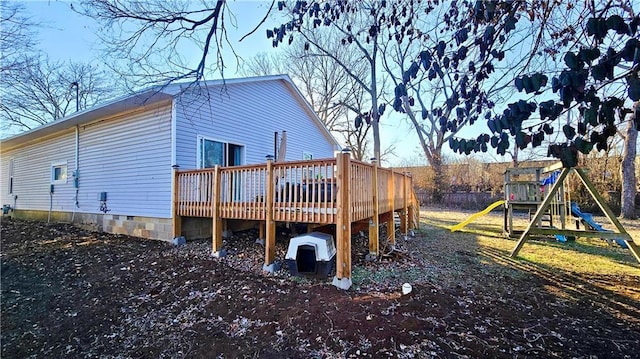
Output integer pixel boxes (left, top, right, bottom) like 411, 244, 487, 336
450, 200, 505, 232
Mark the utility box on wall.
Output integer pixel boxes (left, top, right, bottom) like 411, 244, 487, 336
98, 192, 107, 201
285, 232, 336, 278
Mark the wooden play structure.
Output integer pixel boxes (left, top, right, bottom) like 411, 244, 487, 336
504, 163, 640, 263
503, 164, 566, 238
171, 151, 420, 289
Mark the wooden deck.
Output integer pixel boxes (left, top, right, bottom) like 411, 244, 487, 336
171, 152, 419, 288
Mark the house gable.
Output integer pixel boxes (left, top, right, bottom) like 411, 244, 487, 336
173, 76, 339, 169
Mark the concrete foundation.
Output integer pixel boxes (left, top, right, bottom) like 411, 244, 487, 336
10, 210, 173, 241
332, 276, 353, 290
262, 262, 280, 273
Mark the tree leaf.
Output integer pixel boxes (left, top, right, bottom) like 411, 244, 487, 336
562, 124, 576, 139
628, 76, 640, 101
490, 136, 499, 148
419, 51, 432, 70
587, 17, 608, 41
354, 116, 362, 129
505, 15, 517, 32
439, 116, 447, 128
575, 137, 593, 154
487, 119, 496, 133
559, 144, 578, 168
551, 77, 561, 92
620, 38, 639, 61
564, 52, 580, 70
584, 107, 598, 126
578, 47, 600, 63
449, 137, 456, 151
436, 41, 445, 59
591, 64, 606, 81
514, 77, 524, 92
606, 14, 628, 34
532, 132, 544, 147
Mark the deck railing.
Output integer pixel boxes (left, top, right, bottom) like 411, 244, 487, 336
175, 157, 417, 225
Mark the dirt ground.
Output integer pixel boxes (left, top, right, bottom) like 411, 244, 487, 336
2, 212, 639, 358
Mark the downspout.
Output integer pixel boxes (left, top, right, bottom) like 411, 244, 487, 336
72, 125, 80, 222
274, 131, 278, 161
71, 82, 80, 222
48, 185, 53, 223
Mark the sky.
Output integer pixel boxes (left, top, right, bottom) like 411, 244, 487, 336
18, 0, 517, 167
21, 1, 281, 73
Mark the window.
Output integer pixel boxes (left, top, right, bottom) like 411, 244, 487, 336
8, 158, 14, 194
198, 136, 244, 168
51, 162, 68, 183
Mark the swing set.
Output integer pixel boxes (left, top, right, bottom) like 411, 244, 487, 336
503, 163, 640, 263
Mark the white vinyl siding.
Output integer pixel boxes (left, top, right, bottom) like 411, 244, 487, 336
77, 103, 173, 217
174, 79, 336, 169
0, 103, 173, 217
0, 130, 76, 211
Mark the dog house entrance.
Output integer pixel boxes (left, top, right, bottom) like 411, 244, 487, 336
296, 245, 317, 274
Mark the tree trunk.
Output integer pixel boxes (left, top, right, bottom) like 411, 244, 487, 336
431, 154, 446, 203
371, 119, 381, 161
620, 103, 638, 219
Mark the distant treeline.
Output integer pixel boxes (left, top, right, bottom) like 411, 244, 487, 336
397, 157, 640, 214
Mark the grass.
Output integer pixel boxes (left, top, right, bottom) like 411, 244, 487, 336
419, 207, 640, 277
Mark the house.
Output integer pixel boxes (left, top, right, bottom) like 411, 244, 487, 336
0, 75, 340, 241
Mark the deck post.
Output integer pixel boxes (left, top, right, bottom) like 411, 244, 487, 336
171, 166, 182, 239
333, 149, 352, 290
387, 169, 396, 246
407, 175, 416, 230
263, 155, 277, 272
368, 158, 379, 257
212, 165, 225, 257
400, 172, 409, 236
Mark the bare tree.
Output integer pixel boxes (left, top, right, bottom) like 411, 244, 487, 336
271, 1, 532, 200
0, 2, 37, 75
272, 1, 392, 161
79, 0, 267, 89
0, 56, 115, 132
240, 52, 283, 77
372, 0, 536, 199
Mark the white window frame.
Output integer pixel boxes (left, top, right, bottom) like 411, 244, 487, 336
197, 135, 245, 168
8, 158, 14, 194
51, 161, 68, 184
